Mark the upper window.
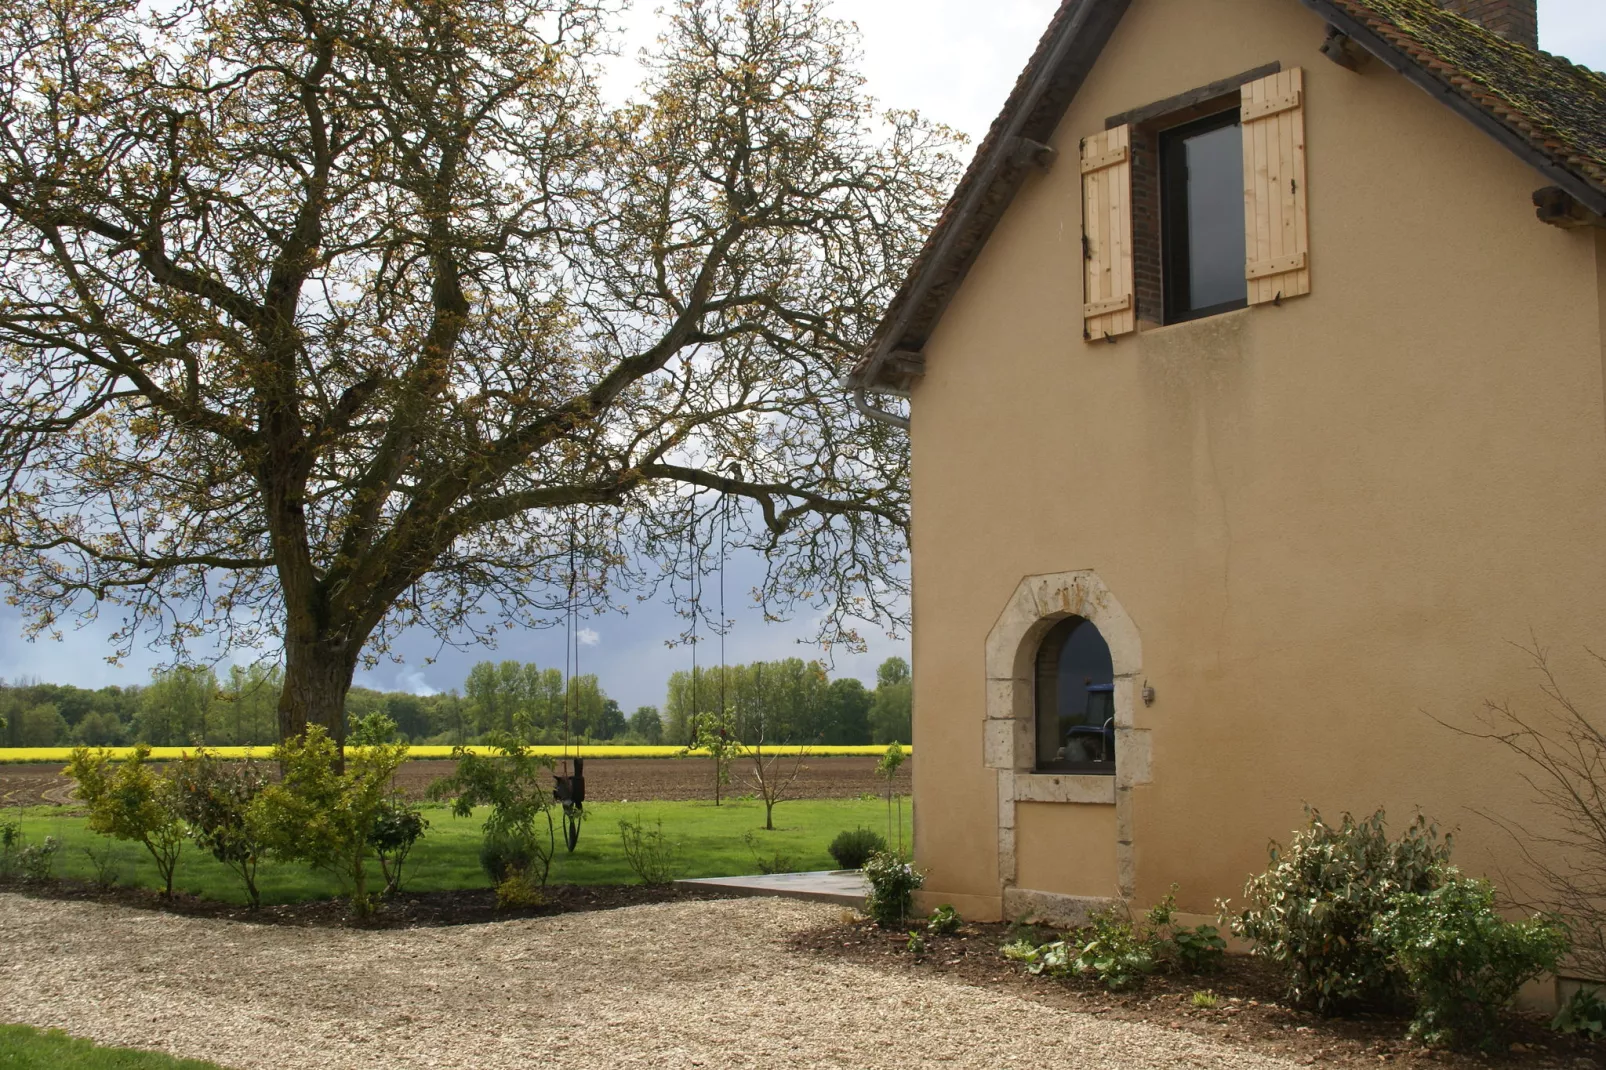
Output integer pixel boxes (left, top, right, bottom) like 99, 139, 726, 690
1034, 617, 1115, 775
1160, 111, 1247, 323
1080, 68, 1309, 342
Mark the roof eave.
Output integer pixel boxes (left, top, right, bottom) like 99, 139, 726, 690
1299, 0, 1606, 218
848, 0, 1132, 392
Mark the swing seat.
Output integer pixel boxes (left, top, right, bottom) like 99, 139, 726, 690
552, 758, 586, 807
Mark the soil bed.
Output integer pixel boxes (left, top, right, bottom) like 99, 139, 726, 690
789, 918, 1602, 1069
0, 754, 911, 808
0, 872, 733, 928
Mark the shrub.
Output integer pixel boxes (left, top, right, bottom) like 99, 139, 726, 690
1002, 888, 1221, 991
905, 929, 926, 957
65, 745, 186, 896
1192, 989, 1219, 1009
15, 836, 58, 880
83, 837, 120, 889
1374, 870, 1568, 1050
618, 817, 681, 886
0, 818, 22, 877
370, 797, 427, 897
248, 726, 412, 916
863, 850, 923, 928
1554, 986, 1606, 1038
1225, 808, 1451, 1013
1072, 909, 1157, 991
433, 732, 557, 888
479, 829, 539, 885
927, 903, 962, 935
171, 749, 268, 908
1147, 888, 1226, 974
743, 830, 795, 875
828, 827, 886, 870
495, 870, 546, 910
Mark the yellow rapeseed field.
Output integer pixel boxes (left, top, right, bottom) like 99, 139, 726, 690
0, 743, 908, 764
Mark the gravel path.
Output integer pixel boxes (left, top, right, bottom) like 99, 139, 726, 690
0, 893, 1300, 1069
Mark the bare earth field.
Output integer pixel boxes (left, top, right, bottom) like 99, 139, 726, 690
0, 893, 1303, 1070
0, 754, 912, 808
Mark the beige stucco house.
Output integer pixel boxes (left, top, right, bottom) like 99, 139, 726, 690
847, 0, 1606, 935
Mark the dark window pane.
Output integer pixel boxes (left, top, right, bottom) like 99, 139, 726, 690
1161, 110, 1247, 322
1184, 122, 1246, 311
1034, 617, 1115, 774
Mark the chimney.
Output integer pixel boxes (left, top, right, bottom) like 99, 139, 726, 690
1435, 0, 1539, 49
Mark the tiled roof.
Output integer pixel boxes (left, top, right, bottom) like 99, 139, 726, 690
850, 0, 1606, 391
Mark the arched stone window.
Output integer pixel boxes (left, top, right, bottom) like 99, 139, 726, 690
1034, 617, 1116, 774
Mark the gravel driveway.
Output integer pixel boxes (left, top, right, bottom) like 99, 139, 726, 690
0, 893, 1299, 1069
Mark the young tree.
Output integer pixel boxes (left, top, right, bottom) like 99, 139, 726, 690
0, 0, 955, 746
685, 710, 739, 805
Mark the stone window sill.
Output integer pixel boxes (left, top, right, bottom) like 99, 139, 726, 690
1014, 772, 1116, 805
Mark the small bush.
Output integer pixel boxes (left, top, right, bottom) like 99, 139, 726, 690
479, 830, 541, 885
83, 837, 120, 890
369, 797, 427, 897
1554, 987, 1606, 1038
433, 732, 557, 889
927, 903, 962, 934
248, 727, 413, 916
863, 850, 924, 928
1072, 909, 1157, 991
1002, 888, 1220, 991
906, 929, 926, 957
495, 870, 546, 910
171, 750, 268, 908
828, 827, 886, 870
1192, 989, 1218, 1009
0, 819, 22, 876
1147, 886, 1226, 974
66, 745, 186, 896
618, 817, 681, 886
1225, 808, 1451, 1013
15, 836, 58, 880
1375, 870, 1568, 1050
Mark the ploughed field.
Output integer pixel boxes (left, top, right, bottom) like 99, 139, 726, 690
0, 754, 912, 808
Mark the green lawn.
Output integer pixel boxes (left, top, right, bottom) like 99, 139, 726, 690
2, 797, 900, 905
0, 1025, 230, 1069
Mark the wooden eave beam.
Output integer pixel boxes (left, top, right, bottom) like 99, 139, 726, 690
1319, 25, 1369, 71
1533, 186, 1606, 230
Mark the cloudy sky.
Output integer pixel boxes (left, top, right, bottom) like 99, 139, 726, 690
1, 0, 1601, 711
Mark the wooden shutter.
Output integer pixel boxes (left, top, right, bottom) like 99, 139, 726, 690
1082, 124, 1135, 340
1241, 68, 1310, 304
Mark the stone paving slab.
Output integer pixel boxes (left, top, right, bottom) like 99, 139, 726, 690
676, 868, 869, 907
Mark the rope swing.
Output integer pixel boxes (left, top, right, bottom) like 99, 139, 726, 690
552, 512, 585, 852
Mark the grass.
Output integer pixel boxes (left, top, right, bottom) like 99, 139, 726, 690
1, 796, 902, 905
0, 1025, 230, 1069
0, 744, 910, 763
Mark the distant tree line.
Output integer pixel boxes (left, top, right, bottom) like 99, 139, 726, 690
663, 657, 911, 747
0, 655, 912, 748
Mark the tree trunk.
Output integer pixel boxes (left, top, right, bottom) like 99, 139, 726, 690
278, 634, 360, 748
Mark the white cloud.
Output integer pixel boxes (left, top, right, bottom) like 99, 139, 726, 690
577, 627, 601, 647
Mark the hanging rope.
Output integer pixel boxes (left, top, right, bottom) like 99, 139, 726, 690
552, 512, 584, 852
688, 502, 699, 747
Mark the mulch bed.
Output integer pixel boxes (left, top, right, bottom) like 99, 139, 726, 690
789, 919, 1603, 1069
0, 874, 733, 929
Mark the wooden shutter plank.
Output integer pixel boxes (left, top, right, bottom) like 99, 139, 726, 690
1241, 67, 1309, 304
1082, 125, 1134, 340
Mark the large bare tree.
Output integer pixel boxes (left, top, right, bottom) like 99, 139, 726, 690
0, 0, 956, 742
